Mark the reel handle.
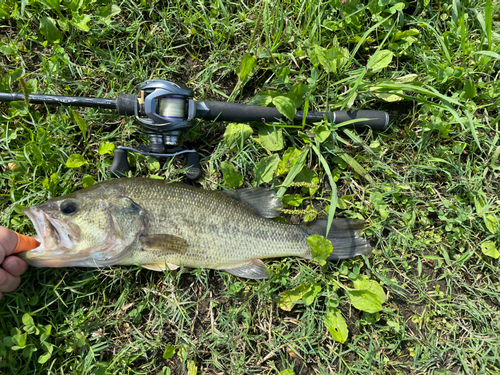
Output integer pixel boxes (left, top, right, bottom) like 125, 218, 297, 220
185, 152, 202, 180
109, 148, 130, 178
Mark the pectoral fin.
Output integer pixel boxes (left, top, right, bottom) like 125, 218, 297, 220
142, 263, 180, 271
224, 259, 271, 279
139, 234, 188, 253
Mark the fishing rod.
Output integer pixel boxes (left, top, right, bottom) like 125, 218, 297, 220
0, 80, 389, 179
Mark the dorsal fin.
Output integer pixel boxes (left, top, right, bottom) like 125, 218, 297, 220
222, 187, 283, 218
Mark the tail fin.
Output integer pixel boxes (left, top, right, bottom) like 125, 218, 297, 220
305, 219, 372, 260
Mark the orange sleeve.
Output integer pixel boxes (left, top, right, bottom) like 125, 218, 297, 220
12, 233, 40, 254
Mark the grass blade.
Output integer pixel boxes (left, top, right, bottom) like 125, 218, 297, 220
312, 142, 338, 236
277, 147, 309, 197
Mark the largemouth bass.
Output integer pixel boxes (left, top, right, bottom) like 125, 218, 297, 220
20, 178, 371, 279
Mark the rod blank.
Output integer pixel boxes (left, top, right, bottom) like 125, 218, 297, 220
0, 92, 117, 109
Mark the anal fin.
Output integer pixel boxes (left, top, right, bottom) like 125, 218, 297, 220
224, 259, 271, 279
142, 262, 180, 272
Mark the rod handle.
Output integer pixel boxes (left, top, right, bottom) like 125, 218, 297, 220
198, 101, 389, 130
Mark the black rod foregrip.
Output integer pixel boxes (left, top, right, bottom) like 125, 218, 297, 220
199, 101, 284, 122
0, 92, 117, 109
198, 101, 389, 130
303, 110, 389, 130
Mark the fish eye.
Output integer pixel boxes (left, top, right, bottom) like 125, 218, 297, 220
60, 200, 78, 216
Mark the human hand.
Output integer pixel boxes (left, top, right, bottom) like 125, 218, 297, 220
0, 227, 29, 300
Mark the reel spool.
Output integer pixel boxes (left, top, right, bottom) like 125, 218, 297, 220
110, 80, 202, 179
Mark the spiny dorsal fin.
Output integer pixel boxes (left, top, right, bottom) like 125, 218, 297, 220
139, 234, 188, 253
222, 188, 283, 218
224, 259, 271, 279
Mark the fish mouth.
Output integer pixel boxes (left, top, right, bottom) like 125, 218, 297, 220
20, 207, 80, 266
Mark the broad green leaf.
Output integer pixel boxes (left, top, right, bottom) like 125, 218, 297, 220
71, 109, 87, 141
96, 4, 121, 25
38, 352, 51, 364
277, 147, 302, 176
147, 157, 160, 173
258, 125, 283, 151
12, 333, 27, 347
307, 235, 333, 266
66, 154, 88, 168
295, 167, 319, 196
239, 54, 256, 83
163, 345, 179, 360
22, 346, 36, 358
370, 192, 389, 220
272, 96, 296, 122
249, 94, 274, 106
393, 29, 420, 40
484, 215, 499, 234
254, 154, 280, 185
277, 286, 303, 311
10, 67, 24, 81
317, 47, 341, 73
282, 194, 303, 207
464, 79, 476, 99
324, 306, 348, 343
389, 2, 405, 13
40, 325, 52, 342
27, 144, 44, 166
302, 283, 322, 305
82, 175, 96, 188
303, 205, 317, 222
277, 149, 308, 197
9, 101, 28, 116
26, 78, 37, 94
481, 241, 500, 259
39, 0, 60, 11
187, 360, 197, 375
39, 16, 63, 44
352, 277, 386, 304
278, 282, 321, 311
314, 124, 331, 143
346, 289, 383, 313
22, 314, 34, 327
98, 142, 115, 155
221, 161, 243, 188
0, 8, 9, 19
3, 336, 14, 347
223, 123, 253, 149
367, 50, 394, 72
308, 45, 347, 73
42, 341, 53, 354
71, 14, 91, 32
286, 83, 307, 108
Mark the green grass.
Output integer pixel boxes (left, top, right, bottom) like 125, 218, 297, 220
1, 0, 500, 374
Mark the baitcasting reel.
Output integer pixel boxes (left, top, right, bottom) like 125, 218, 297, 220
0, 79, 390, 180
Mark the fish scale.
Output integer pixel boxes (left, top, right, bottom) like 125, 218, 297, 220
117, 181, 311, 269
20, 178, 372, 279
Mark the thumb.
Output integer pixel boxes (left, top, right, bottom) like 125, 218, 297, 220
0, 227, 20, 259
